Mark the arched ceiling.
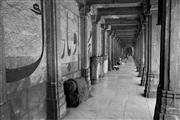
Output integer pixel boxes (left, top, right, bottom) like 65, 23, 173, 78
76, 0, 151, 46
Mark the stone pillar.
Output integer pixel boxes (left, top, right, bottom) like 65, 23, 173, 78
101, 24, 105, 57
144, 7, 160, 98
99, 24, 105, 78
90, 15, 100, 84
107, 30, 112, 71
111, 32, 115, 68
140, 24, 146, 85
154, 0, 180, 119
141, 16, 149, 86
135, 33, 141, 73
80, 8, 91, 90
144, 13, 153, 97
138, 29, 144, 76
101, 24, 108, 74
103, 26, 109, 74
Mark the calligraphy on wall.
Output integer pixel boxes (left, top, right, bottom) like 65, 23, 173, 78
59, 6, 80, 75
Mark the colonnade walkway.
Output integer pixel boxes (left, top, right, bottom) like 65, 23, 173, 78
63, 57, 156, 120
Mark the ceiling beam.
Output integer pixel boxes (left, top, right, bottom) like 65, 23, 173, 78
111, 25, 138, 30
118, 37, 135, 39
105, 18, 140, 25
115, 31, 137, 35
86, 0, 142, 5
115, 29, 138, 32
102, 14, 140, 19
116, 34, 136, 37
98, 7, 142, 16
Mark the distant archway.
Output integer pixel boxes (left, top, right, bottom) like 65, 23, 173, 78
124, 44, 134, 57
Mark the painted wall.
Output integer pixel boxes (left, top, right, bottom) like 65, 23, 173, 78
2, 0, 46, 120
56, 0, 81, 118
57, 0, 81, 79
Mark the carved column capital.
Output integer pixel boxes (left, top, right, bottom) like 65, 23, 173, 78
150, 0, 158, 12
90, 6, 101, 25
79, 6, 91, 18
90, 56, 100, 66
142, 24, 145, 30
101, 23, 108, 31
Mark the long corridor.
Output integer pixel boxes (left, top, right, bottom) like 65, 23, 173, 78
63, 57, 156, 120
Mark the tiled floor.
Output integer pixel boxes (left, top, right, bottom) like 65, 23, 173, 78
63, 57, 156, 120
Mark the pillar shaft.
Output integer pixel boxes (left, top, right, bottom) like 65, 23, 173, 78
144, 8, 160, 98
101, 27, 105, 56
144, 16, 150, 85
136, 33, 141, 72
139, 28, 145, 77
141, 22, 147, 86
103, 26, 108, 74
99, 25, 106, 77
80, 9, 91, 89
154, 0, 180, 119
144, 14, 153, 97
112, 35, 115, 67
104, 30, 108, 56
108, 31, 112, 71
92, 18, 98, 57
90, 15, 102, 84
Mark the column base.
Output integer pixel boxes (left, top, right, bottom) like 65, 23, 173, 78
133, 57, 139, 72
144, 74, 159, 98
103, 56, 108, 74
108, 59, 113, 71
141, 67, 146, 86
90, 56, 101, 85
82, 68, 91, 91
47, 98, 58, 120
99, 56, 105, 78
144, 90, 157, 98
91, 79, 99, 85
138, 64, 143, 77
154, 89, 180, 120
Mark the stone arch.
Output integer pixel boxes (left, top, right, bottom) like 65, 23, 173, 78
124, 44, 134, 57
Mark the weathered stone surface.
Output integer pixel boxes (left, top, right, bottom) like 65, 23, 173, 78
154, 0, 180, 119
56, 0, 82, 118
1, 0, 47, 119
144, 74, 159, 98
144, 9, 160, 98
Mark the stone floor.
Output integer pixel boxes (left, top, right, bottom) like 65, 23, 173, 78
63, 57, 156, 120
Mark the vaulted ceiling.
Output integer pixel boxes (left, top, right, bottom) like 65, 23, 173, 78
76, 0, 151, 46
